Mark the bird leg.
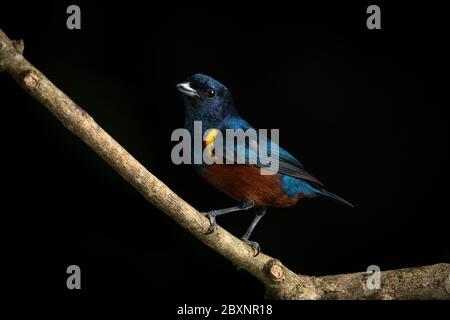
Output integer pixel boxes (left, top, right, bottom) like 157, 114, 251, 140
201, 200, 254, 234
241, 207, 267, 256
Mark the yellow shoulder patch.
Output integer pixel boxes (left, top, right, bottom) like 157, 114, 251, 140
204, 129, 219, 158
204, 129, 219, 147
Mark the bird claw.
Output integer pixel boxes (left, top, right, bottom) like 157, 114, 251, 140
241, 239, 261, 257
201, 210, 218, 234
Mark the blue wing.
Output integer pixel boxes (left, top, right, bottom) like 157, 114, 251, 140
216, 117, 323, 186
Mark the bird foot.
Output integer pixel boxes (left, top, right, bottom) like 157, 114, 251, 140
201, 210, 219, 234
241, 238, 261, 257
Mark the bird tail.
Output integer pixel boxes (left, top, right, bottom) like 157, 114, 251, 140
317, 189, 354, 208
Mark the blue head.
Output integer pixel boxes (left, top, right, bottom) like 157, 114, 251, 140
177, 74, 238, 128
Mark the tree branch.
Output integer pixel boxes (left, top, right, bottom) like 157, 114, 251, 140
1, 28, 448, 299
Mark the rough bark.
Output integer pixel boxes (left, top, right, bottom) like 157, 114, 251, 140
1, 28, 449, 299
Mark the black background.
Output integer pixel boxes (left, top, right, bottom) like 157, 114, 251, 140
1, 2, 448, 299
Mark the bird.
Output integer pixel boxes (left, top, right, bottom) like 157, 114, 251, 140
176, 73, 353, 255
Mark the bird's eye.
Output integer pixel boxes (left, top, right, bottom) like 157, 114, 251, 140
206, 89, 216, 99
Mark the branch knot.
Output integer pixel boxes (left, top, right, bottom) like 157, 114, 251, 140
21, 69, 39, 90
265, 259, 286, 283
12, 39, 24, 54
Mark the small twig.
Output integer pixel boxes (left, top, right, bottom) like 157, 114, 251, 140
1, 28, 448, 299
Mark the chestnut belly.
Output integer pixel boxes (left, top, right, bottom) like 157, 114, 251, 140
199, 164, 299, 207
